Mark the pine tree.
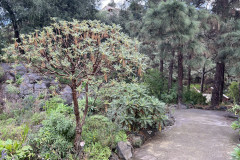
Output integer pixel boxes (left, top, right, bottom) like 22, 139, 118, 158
143, 1, 200, 105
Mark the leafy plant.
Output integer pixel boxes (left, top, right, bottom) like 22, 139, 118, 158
5, 19, 146, 151
183, 89, 207, 105
30, 112, 46, 125
84, 142, 111, 160
0, 139, 34, 160
30, 112, 75, 159
99, 82, 166, 131
82, 115, 127, 149
0, 125, 33, 160
228, 82, 239, 104
231, 145, 240, 160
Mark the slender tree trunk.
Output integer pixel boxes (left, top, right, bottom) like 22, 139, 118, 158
71, 79, 81, 152
219, 63, 225, 103
200, 65, 205, 93
211, 62, 223, 107
187, 54, 191, 91
168, 51, 174, 92
178, 51, 183, 106
1, 0, 24, 54
160, 58, 164, 75
72, 80, 89, 154
238, 82, 240, 104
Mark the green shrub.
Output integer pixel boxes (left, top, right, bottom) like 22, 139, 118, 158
43, 96, 72, 114
0, 139, 34, 160
183, 90, 206, 105
232, 145, 240, 160
22, 95, 36, 110
30, 112, 46, 125
228, 82, 239, 104
78, 97, 101, 115
0, 125, 33, 160
82, 115, 127, 149
0, 120, 29, 141
230, 105, 240, 134
30, 112, 75, 159
144, 69, 177, 103
84, 142, 111, 160
6, 83, 20, 94
100, 82, 166, 131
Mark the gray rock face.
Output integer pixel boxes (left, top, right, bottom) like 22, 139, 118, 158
60, 86, 72, 105
117, 141, 133, 160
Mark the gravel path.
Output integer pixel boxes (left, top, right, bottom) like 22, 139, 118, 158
133, 109, 239, 160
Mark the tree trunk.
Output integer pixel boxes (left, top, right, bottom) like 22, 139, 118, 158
72, 80, 89, 154
238, 82, 240, 104
168, 51, 174, 92
211, 62, 224, 107
219, 63, 225, 103
160, 58, 164, 75
1, 0, 24, 54
200, 65, 205, 93
71, 80, 81, 152
187, 54, 191, 91
178, 51, 183, 106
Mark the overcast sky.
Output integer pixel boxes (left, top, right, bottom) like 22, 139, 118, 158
100, 0, 126, 9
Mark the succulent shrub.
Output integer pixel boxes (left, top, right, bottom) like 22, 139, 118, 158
4, 19, 146, 152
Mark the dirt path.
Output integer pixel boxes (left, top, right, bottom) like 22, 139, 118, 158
133, 109, 239, 160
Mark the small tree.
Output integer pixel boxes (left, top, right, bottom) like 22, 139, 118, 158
4, 19, 145, 153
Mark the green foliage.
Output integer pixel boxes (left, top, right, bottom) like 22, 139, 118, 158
78, 97, 101, 115
43, 96, 72, 115
100, 82, 166, 131
0, 139, 34, 160
84, 142, 112, 160
183, 90, 206, 105
30, 112, 75, 159
0, 125, 33, 159
30, 112, 46, 125
230, 105, 240, 134
228, 82, 239, 104
82, 115, 127, 149
5, 83, 19, 94
0, 120, 29, 141
22, 95, 36, 110
232, 145, 240, 160
144, 69, 177, 103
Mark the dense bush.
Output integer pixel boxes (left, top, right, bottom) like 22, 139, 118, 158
82, 115, 126, 159
82, 115, 127, 149
99, 82, 166, 131
144, 69, 177, 103
183, 90, 206, 105
228, 82, 239, 104
0, 125, 34, 159
30, 112, 75, 159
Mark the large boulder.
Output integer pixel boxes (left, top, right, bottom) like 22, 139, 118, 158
117, 141, 133, 160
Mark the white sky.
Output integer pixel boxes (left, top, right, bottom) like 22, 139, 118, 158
100, 0, 126, 9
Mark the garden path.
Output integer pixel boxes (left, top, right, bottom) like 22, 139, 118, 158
133, 108, 239, 160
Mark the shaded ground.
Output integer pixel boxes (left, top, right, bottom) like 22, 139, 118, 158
133, 109, 239, 160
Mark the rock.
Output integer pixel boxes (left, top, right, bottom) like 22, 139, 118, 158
224, 112, 238, 119
163, 113, 175, 127
129, 134, 144, 148
109, 152, 120, 160
60, 86, 72, 105
15, 64, 27, 76
218, 106, 227, 111
117, 141, 133, 160
19, 83, 34, 97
